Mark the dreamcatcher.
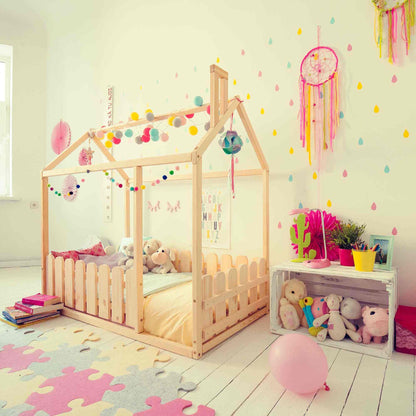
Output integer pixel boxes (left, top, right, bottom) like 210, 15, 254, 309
299, 34, 339, 170
373, 0, 415, 63
218, 113, 243, 199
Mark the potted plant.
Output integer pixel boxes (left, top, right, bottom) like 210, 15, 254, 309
330, 220, 366, 266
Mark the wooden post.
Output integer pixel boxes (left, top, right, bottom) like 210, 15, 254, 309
192, 157, 203, 358
263, 170, 269, 273
210, 70, 219, 126
41, 175, 49, 294
220, 78, 228, 116
125, 184, 130, 237
133, 166, 144, 332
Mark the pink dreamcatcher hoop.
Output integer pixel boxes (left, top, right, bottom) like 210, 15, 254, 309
299, 44, 339, 169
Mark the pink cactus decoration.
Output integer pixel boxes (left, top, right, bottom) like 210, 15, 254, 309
292, 210, 339, 260
51, 120, 71, 155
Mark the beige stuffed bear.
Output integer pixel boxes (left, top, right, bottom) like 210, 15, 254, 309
143, 239, 162, 271
118, 243, 148, 273
313, 294, 362, 342
151, 247, 177, 274
279, 278, 308, 330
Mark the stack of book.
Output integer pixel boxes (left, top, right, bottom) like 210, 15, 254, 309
1, 293, 63, 327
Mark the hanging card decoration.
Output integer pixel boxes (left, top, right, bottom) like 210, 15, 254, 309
299, 45, 339, 169
373, 0, 415, 63
51, 120, 71, 155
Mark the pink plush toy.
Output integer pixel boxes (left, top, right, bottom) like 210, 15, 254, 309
358, 306, 389, 344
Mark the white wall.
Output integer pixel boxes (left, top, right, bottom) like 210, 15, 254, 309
33, 0, 416, 305
0, 4, 46, 262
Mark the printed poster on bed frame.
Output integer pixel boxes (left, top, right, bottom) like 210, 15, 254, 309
201, 187, 230, 249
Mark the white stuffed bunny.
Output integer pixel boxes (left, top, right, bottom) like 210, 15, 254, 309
151, 247, 177, 274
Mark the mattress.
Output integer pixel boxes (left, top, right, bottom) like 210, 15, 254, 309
144, 281, 193, 346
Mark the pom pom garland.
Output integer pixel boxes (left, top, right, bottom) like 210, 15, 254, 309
194, 96, 203, 106
131, 112, 139, 120
173, 117, 182, 127
189, 126, 198, 135
146, 112, 155, 121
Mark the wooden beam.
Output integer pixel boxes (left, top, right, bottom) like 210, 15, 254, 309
210, 71, 219, 126
237, 102, 269, 171
195, 98, 240, 158
210, 64, 228, 80
125, 184, 130, 237
133, 166, 144, 333
91, 104, 209, 135
92, 137, 129, 182
41, 175, 49, 294
143, 169, 263, 182
61, 308, 193, 357
192, 157, 203, 359
263, 170, 269, 273
44, 132, 89, 170
43, 153, 192, 178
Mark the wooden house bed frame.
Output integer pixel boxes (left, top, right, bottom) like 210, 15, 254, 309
41, 64, 270, 359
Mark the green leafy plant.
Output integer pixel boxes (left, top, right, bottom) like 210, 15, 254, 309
330, 220, 366, 249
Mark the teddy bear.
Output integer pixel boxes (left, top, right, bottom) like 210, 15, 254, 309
340, 297, 362, 326
151, 246, 177, 274
143, 239, 162, 271
313, 294, 362, 342
279, 279, 308, 330
358, 306, 389, 344
118, 243, 148, 273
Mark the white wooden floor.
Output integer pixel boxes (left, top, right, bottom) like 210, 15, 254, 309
0, 266, 414, 416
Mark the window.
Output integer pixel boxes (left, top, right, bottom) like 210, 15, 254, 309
0, 45, 12, 196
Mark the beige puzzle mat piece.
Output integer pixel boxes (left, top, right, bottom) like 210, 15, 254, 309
60, 398, 113, 415
90, 341, 170, 376
0, 368, 46, 409
29, 327, 100, 352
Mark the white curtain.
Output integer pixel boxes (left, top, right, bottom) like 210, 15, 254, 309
0, 100, 10, 196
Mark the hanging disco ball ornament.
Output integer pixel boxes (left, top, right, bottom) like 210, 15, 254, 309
218, 129, 243, 199
218, 130, 243, 155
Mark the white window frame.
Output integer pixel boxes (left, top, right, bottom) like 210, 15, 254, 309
0, 51, 12, 197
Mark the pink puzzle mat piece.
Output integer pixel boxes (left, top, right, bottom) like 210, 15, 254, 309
136, 396, 215, 415
0, 345, 49, 372
22, 366, 124, 416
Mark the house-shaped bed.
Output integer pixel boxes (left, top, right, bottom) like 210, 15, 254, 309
41, 64, 270, 359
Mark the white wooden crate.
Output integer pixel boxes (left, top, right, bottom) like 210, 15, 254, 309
270, 262, 398, 359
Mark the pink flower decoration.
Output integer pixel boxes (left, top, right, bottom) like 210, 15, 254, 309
291, 210, 340, 260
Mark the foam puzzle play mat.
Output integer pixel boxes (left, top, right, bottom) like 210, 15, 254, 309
0, 325, 215, 415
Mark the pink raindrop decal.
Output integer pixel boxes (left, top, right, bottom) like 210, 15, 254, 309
289, 99, 294, 106
241, 49, 245, 55
275, 84, 279, 91
175, 72, 178, 78
258, 70, 262, 78
278, 222, 282, 229
392, 227, 398, 235
371, 202, 377, 210
347, 44, 352, 51
392, 75, 397, 83
342, 169, 348, 177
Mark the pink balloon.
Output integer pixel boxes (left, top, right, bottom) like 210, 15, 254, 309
269, 334, 328, 394
51, 120, 71, 155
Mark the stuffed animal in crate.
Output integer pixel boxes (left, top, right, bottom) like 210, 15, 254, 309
279, 279, 308, 330
358, 306, 389, 344
340, 297, 362, 326
313, 294, 362, 343
151, 247, 177, 274
143, 239, 162, 271
118, 243, 148, 273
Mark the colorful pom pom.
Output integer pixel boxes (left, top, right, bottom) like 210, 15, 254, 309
150, 128, 159, 141
112, 137, 121, 145
125, 129, 133, 137
96, 130, 105, 139
194, 96, 203, 106
162, 175, 167, 180
173, 117, 182, 127
140, 185, 145, 190
185, 113, 194, 119
135, 136, 143, 144
131, 112, 139, 120
168, 116, 175, 126
107, 132, 114, 140
118, 184, 123, 188
146, 112, 155, 121
189, 126, 198, 135
207, 105, 210, 115
169, 170, 174, 175
204, 121, 210, 131
161, 132, 169, 142
114, 130, 123, 139
142, 135, 150, 143
105, 140, 113, 148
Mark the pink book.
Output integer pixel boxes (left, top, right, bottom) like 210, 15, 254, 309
21, 293, 61, 306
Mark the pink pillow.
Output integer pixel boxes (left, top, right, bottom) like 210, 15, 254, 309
76, 242, 106, 256
51, 250, 79, 261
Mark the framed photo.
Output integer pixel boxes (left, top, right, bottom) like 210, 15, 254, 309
369, 235, 394, 270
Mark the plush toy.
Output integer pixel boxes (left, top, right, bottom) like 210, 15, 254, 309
299, 297, 325, 336
340, 297, 361, 326
358, 306, 389, 344
151, 247, 177, 274
311, 296, 329, 319
118, 243, 148, 273
279, 279, 308, 330
143, 239, 162, 271
313, 294, 362, 343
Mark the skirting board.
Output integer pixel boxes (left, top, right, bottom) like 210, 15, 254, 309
0, 258, 41, 268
